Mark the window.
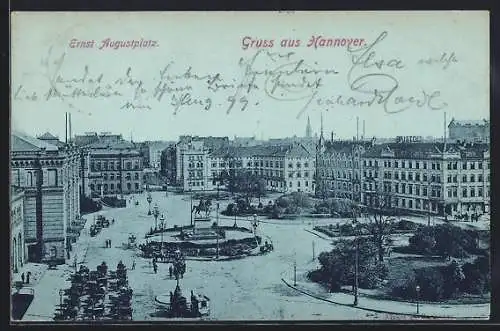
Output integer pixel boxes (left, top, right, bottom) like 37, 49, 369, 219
447, 189, 452, 197
90, 184, 95, 191
297, 163, 301, 168
110, 173, 115, 180
436, 163, 440, 170
478, 187, 483, 197
447, 162, 452, 170
394, 161, 398, 168
289, 173, 293, 178
462, 175, 467, 183
127, 183, 131, 190
304, 171, 309, 177
462, 188, 467, 197
478, 162, 483, 169
47, 169, 58, 186
126, 172, 131, 180
470, 174, 475, 182
423, 187, 427, 196
447, 175, 452, 183
212, 162, 217, 168
416, 173, 420, 181
110, 183, 114, 190
470, 162, 475, 170
462, 162, 467, 170
126, 162, 131, 170
104, 184, 108, 192
416, 162, 420, 169
453, 175, 458, 183
304, 162, 309, 168
297, 181, 301, 187
423, 162, 427, 170
431, 163, 436, 170
470, 188, 475, 197
478, 174, 483, 182
135, 173, 139, 180
135, 183, 139, 190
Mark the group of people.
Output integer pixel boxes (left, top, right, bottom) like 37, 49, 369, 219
20, 271, 32, 284
105, 239, 112, 248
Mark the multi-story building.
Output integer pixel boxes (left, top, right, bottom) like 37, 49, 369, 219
11, 187, 25, 275
160, 143, 177, 184
11, 132, 81, 263
206, 143, 316, 193
315, 135, 371, 202
362, 139, 490, 219
448, 118, 489, 142
86, 140, 144, 197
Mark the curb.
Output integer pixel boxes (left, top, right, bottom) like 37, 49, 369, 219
280, 278, 486, 319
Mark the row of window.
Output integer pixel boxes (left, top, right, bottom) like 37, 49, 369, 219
101, 172, 141, 181
318, 160, 358, 168
90, 182, 140, 192
446, 187, 489, 198
382, 171, 442, 182
91, 160, 140, 171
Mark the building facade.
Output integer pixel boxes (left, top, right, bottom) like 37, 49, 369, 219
361, 140, 490, 219
181, 142, 316, 193
315, 137, 370, 203
11, 188, 25, 275
11, 132, 81, 263
87, 146, 144, 197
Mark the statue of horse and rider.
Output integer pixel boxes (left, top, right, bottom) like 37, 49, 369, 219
191, 197, 212, 218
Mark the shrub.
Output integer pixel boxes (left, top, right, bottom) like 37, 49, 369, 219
396, 220, 420, 231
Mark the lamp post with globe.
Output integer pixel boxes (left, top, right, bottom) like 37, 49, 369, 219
147, 192, 152, 216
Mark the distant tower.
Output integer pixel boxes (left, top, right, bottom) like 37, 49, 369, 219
306, 116, 312, 138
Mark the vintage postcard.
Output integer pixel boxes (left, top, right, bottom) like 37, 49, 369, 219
10, 11, 490, 322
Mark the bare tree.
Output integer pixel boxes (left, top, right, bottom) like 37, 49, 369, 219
363, 189, 396, 262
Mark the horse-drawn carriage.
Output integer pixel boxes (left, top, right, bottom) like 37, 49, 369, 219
154, 284, 210, 318
96, 215, 110, 228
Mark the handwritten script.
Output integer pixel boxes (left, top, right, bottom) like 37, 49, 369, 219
14, 32, 450, 118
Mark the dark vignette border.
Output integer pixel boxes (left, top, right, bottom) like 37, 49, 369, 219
5, 0, 500, 330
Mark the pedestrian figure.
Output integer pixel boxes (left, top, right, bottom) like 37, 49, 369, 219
109, 239, 111, 248
132, 259, 136, 270
105, 240, 108, 248
21, 272, 25, 284
169, 265, 173, 278
153, 262, 158, 274
112, 218, 115, 224
26, 271, 31, 284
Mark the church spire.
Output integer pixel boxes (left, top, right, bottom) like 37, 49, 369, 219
306, 116, 312, 138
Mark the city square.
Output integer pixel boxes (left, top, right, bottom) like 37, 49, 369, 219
10, 11, 491, 323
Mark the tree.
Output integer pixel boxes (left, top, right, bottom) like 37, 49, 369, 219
313, 237, 387, 291
364, 190, 396, 262
226, 170, 266, 205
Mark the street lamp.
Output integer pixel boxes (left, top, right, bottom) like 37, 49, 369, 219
160, 214, 165, 248
352, 219, 359, 307
416, 285, 421, 314
147, 192, 152, 215
153, 203, 159, 230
